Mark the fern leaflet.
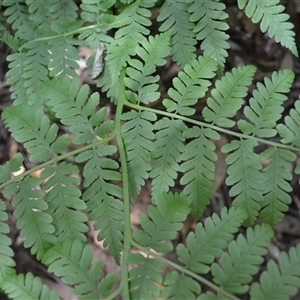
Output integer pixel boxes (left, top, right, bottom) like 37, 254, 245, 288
176, 207, 247, 274
180, 127, 219, 220
211, 224, 273, 294
189, 0, 230, 68
250, 243, 300, 300
76, 145, 124, 264
157, 0, 196, 67
0, 153, 23, 185
43, 238, 117, 299
222, 139, 264, 226
238, 69, 295, 138
202, 65, 256, 127
238, 0, 298, 56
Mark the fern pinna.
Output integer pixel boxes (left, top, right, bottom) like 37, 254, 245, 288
1, 0, 300, 299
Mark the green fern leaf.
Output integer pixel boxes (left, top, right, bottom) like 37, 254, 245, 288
250, 243, 300, 300
157, 0, 196, 67
211, 224, 273, 294
260, 148, 296, 225
163, 56, 218, 116
26, 0, 54, 29
277, 98, 300, 147
4, 177, 56, 260
198, 291, 228, 299
41, 163, 88, 242
128, 254, 164, 299
76, 145, 124, 264
189, 0, 230, 68
2, 104, 59, 162
237, 69, 294, 138
133, 192, 190, 253
49, 0, 78, 23
180, 127, 219, 220
176, 207, 247, 274
122, 110, 156, 200
150, 118, 188, 199
1, 30, 21, 52
0, 153, 23, 185
125, 32, 171, 104
0, 201, 15, 283
238, 0, 298, 56
161, 271, 200, 299
222, 139, 264, 226
1, 272, 59, 300
202, 65, 256, 127
42, 77, 114, 144
44, 238, 117, 299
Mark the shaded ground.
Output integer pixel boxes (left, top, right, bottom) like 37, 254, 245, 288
1, 1, 300, 299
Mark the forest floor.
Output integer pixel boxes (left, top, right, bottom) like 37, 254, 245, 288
1, 1, 300, 299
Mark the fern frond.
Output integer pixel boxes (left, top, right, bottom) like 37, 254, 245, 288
259, 148, 296, 225
157, 0, 196, 67
128, 254, 164, 300
41, 77, 114, 145
277, 98, 300, 147
44, 238, 117, 299
176, 207, 247, 274
4, 177, 56, 260
76, 145, 124, 264
125, 32, 171, 105
161, 271, 200, 299
150, 118, 188, 199
163, 56, 218, 116
202, 65, 256, 127
189, 0, 230, 68
238, 0, 298, 56
133, 192, 190, 253
211, 224, 273, 294
26, 0, 53, 28
41, 163, 88, 242
237, 69, 294, 138
106, 1, 154, 84
2, 104, 59, 162
1, 272, 59, 300
180, 127, 219, 220
49, 0, 78, 23
250, 243, 300, 300
0, 153, 24, 185
1, 30, 21, 52
122, 110, 156, 200
222, 139, 264, 226
0, 201, 15, 283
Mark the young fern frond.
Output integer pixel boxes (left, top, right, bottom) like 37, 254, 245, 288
222, 139, 264, 226
180, 127, 219, 220
260, 148, 296, 225
250, 243, 300, 300
125, 33, 171, 105
189, 1, 230, 68
0, 201, 15, 283
157, 0, 196, 67
238, 69, 295, 138
1, 272, 59, 300
202, 65, 256, 128
211, 224, 273, 294
238, 0, 298, 56
2, 104, 60, 162
163, 56, 218, 116
41, 163, 88, 243
43, 238, 117, 299
176, 207, 247, 274
4, 177, 56, 260
122, 110, 156, 201
76, 146, 124, 264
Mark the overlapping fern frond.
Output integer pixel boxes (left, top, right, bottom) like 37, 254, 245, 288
238, 0, 298, 56
44, 238, 117, 299
157, 0, 196, 67
189, 0, 230, 68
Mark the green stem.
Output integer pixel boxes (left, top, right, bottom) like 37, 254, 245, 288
124, 100, 300, 153
131, 239, 239, 300
115, 69, 131, 299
